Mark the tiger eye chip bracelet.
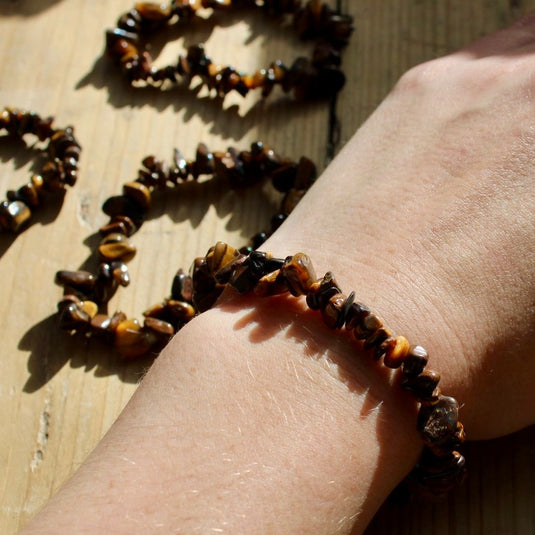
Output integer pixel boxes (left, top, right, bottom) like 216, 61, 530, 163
0, 107, 81, 233
195, 241, 467, 497
106, 0, 354, 100
54, 141, 317, 358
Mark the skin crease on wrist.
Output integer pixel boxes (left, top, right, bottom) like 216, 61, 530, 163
18, 11, 535, 535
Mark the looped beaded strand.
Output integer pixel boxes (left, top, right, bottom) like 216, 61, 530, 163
192, 241, 467, 498
105, 0, 354, 100
0, 107, 81, 233
54, 142, 317, 358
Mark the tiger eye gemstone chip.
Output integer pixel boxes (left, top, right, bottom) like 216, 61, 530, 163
205, 242, 241, 276
123, 181, 152, 210
322, 291, 355, 330
306, 271, 341, 310
402, 369, 441, 401
254, 270, 288, 297
417, 395, 459, 446
0, 200, 31, 232
382, 335, 410, 368
280, 252, 316, 296
98, 233, 137, 262
402, 345, 429, 377
115, 318, 155, 358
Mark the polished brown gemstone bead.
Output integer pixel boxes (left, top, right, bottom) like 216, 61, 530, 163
414, 448, 467, 496
58, 302, 91, 332
280, 252, 316, 296
80, 300, 98, 319
110, 261, 130, 286
306, 272, 341, 310
166, 299, 196, 323
402, 345, 429, 377
102, 194, 146, 222
417, 395, 460, 446
281, 188, 306, 214
344, 301, 370, 330
205, 242, 241, 276
143, 301, 167, 319
191, 256, 224, 312
115, 318, 155, 358
94, 264, 120, 304
354, 312, 383, 340
402, 369, 441, 401
90, 314, 115, 338
57, 294, 83, 313
135, 2, 172, 22
55, 270, 96, 293
99, 219, 128, 237
321, 292, 354, 330
0, 200, 31, 232
17, 182, 40, 207
171, 268, 194, 302
213, 253, 247, 285
144, 316, 174, 334
363, 326, 392, 352
254, 269, 288, 297
106, 28, 140, 55
98, 233, 137, 262
123, 181, 152, 211
382, 335, 410, 368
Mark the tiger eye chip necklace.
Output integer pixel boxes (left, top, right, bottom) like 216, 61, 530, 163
54, 141, 317, 358
105, 0, 354, 100
0, 107, 81, 233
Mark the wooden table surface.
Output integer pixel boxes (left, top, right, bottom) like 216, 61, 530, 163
1, 1, 535, 533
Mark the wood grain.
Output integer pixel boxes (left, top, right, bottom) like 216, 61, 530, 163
0, 1, 534, 533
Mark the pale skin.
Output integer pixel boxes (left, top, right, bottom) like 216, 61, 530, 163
20, 12, 535, 535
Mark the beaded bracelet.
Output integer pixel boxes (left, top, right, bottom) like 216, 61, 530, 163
54, 141, 317, 357
105, 0, 354, 101
0, 107, 81, 233
194, 242, 467, 498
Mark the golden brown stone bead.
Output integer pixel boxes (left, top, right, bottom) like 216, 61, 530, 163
382, 335, 410, 368
402, 344, 429, 377
321, 292, 354, 329
55, 270, 96, 293
115, 318, 155, 358
281, 188, 306, 215
254, 270, 288, 297
364, 326, 392, 352
205, 242, 241, 276
171, 268, 194, 302
417, 395, 460, 446
354, 312, 383, 340
123, 181, 152, 210
80, 300, 98, 319
344, 301, 370, 330
98, 232, 137, 262
16, 182, 40, 207
402, 369, 441, 401
165, 299, 196, 323
58, 302, 91, 332
280, 252, 316, 296
90, 314, 114, 337
135, 2, 172, 22
0, 200, 31, 232
144, 316, 174, 336
306, 271, 341, 310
